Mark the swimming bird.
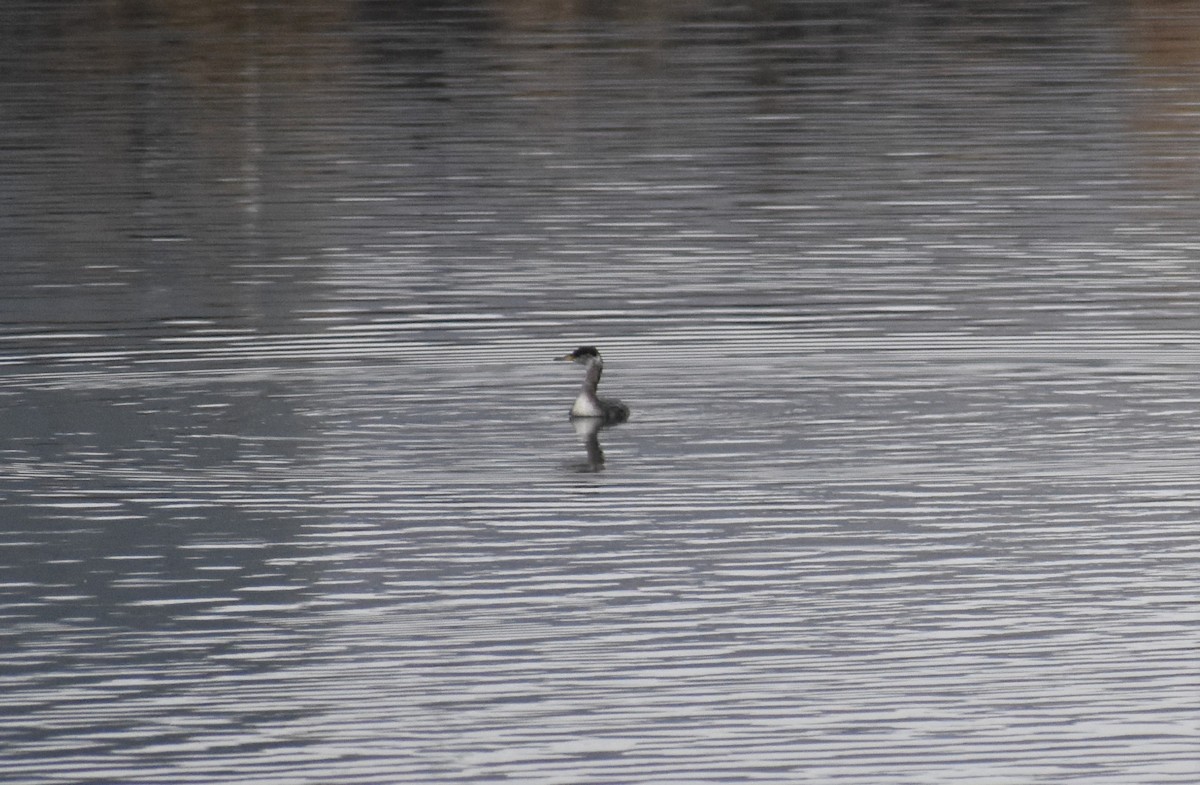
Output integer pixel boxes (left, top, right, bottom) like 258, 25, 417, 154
556, 346, 630, 423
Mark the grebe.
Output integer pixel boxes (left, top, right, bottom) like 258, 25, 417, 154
556, 346, 630, 423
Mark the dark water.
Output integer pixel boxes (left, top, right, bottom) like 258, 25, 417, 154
3, 2, 1200, 782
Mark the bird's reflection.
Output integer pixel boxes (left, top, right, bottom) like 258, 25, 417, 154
566, 417, 619, 473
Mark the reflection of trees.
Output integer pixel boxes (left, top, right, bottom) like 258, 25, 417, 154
1129, 1, 1200, 190
50, 1, 352, 85
5, 1, 357, 328
488, 0, 703, 28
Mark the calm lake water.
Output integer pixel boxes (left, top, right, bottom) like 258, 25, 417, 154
2, 1, 1199, 783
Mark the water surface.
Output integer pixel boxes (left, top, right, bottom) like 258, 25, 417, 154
2, 2, 1199, 783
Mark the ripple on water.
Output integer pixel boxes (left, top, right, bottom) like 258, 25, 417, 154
3, 3, 1200, 783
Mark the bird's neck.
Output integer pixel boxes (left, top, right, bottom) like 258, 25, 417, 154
580, 361, 603, 395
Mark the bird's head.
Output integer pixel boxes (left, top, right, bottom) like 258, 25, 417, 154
556, 346, 602, 366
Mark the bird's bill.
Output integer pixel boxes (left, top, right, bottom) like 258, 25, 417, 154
555, 353, 575, 362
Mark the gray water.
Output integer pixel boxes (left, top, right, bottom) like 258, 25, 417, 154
2, 2, 1199, 783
